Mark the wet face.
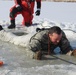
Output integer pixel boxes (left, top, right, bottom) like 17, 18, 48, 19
49, 33, 62, 45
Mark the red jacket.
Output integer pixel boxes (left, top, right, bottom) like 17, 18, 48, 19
14, 0, 21, 5
14, 0, 41, 9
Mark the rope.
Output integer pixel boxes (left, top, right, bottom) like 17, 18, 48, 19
48, 34, 51, 55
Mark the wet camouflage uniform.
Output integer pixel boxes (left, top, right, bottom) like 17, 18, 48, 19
26, 29, 73, 58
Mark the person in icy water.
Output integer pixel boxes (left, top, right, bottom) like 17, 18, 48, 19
26, 26, 76, 60
8, 0, 41, 29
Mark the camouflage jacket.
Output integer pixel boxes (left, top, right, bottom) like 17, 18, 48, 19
27, 29, 73, 54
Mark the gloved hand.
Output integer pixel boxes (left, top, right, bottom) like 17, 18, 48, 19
16, 5, 22, 11
33, 50, 42, 60
71, 49, 76, 57
35, 10, 40, 16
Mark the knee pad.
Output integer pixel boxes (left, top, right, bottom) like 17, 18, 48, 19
10, 7, 17, 18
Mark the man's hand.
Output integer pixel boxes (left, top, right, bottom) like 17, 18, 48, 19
66, 50, 73, 56
71, 49, 76, 57
66, 49, 76, 57
35, 9, 40, 16
33, 50, 42, 60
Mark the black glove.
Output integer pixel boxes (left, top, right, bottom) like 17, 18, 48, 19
16, 5, 22, 12
36, 28, 45, 32
35, 10, 40, 16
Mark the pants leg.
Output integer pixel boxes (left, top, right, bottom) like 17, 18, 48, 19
21, 10, 33, 26
10, 6, 21, 20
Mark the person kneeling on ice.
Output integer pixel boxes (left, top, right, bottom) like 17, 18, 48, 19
8, 0, 41, 29
26, 26, 76, 60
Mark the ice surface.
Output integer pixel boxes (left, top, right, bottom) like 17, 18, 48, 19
0, 1, 76, 75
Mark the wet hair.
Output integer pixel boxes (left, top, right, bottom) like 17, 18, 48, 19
48, 26, 62, 35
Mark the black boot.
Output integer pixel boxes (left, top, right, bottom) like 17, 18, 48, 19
8, 19, 15, 29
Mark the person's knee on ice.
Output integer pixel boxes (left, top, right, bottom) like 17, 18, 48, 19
25, 22, 31, 27
22, 11, 33, 26
22, 21, 32, 27
22, 16, 33, 27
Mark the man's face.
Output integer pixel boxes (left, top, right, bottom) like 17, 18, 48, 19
49, 33, 62, 45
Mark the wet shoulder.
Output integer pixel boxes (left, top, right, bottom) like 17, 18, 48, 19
62, 30, 67, 38
31, 30, 49, 40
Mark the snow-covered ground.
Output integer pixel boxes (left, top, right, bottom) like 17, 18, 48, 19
0, 1, 76, 75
